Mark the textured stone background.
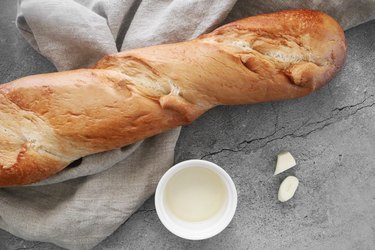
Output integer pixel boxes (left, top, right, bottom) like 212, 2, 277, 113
0, 0, 374, 249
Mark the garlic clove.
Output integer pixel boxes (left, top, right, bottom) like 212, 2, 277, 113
278, 176, 299, 202
274, 151, 296, 175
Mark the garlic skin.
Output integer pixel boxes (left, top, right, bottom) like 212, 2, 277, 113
274, 151, 296, 175
278, 176, 299, 202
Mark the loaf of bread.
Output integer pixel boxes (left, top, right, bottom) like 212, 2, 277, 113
0, 10, 346, 186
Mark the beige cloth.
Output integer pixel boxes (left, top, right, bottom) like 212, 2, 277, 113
0, 0, 374, 249
1, 0, 236, 249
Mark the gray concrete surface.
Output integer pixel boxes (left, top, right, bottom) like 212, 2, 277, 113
1, 0, 375, 249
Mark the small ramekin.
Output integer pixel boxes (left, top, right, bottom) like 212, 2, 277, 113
155, 159, 237, 240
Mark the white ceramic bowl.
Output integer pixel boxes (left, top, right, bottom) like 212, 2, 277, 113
155, 159, 237, 240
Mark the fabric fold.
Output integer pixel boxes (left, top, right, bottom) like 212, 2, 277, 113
1, 0, 374, 249
1, 0, 237, 249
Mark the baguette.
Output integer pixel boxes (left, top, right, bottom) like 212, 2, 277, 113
0, 10, 346, 186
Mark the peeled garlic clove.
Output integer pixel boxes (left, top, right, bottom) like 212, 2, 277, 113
274, 151, 296, 175
278, 176, 299, 202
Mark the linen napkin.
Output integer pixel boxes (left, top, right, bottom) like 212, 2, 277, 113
0, 0, 237, 249
0, 0, 374, 249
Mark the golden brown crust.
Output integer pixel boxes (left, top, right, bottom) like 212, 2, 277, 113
0, 145, 67, 186
0, 10, 346, 186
